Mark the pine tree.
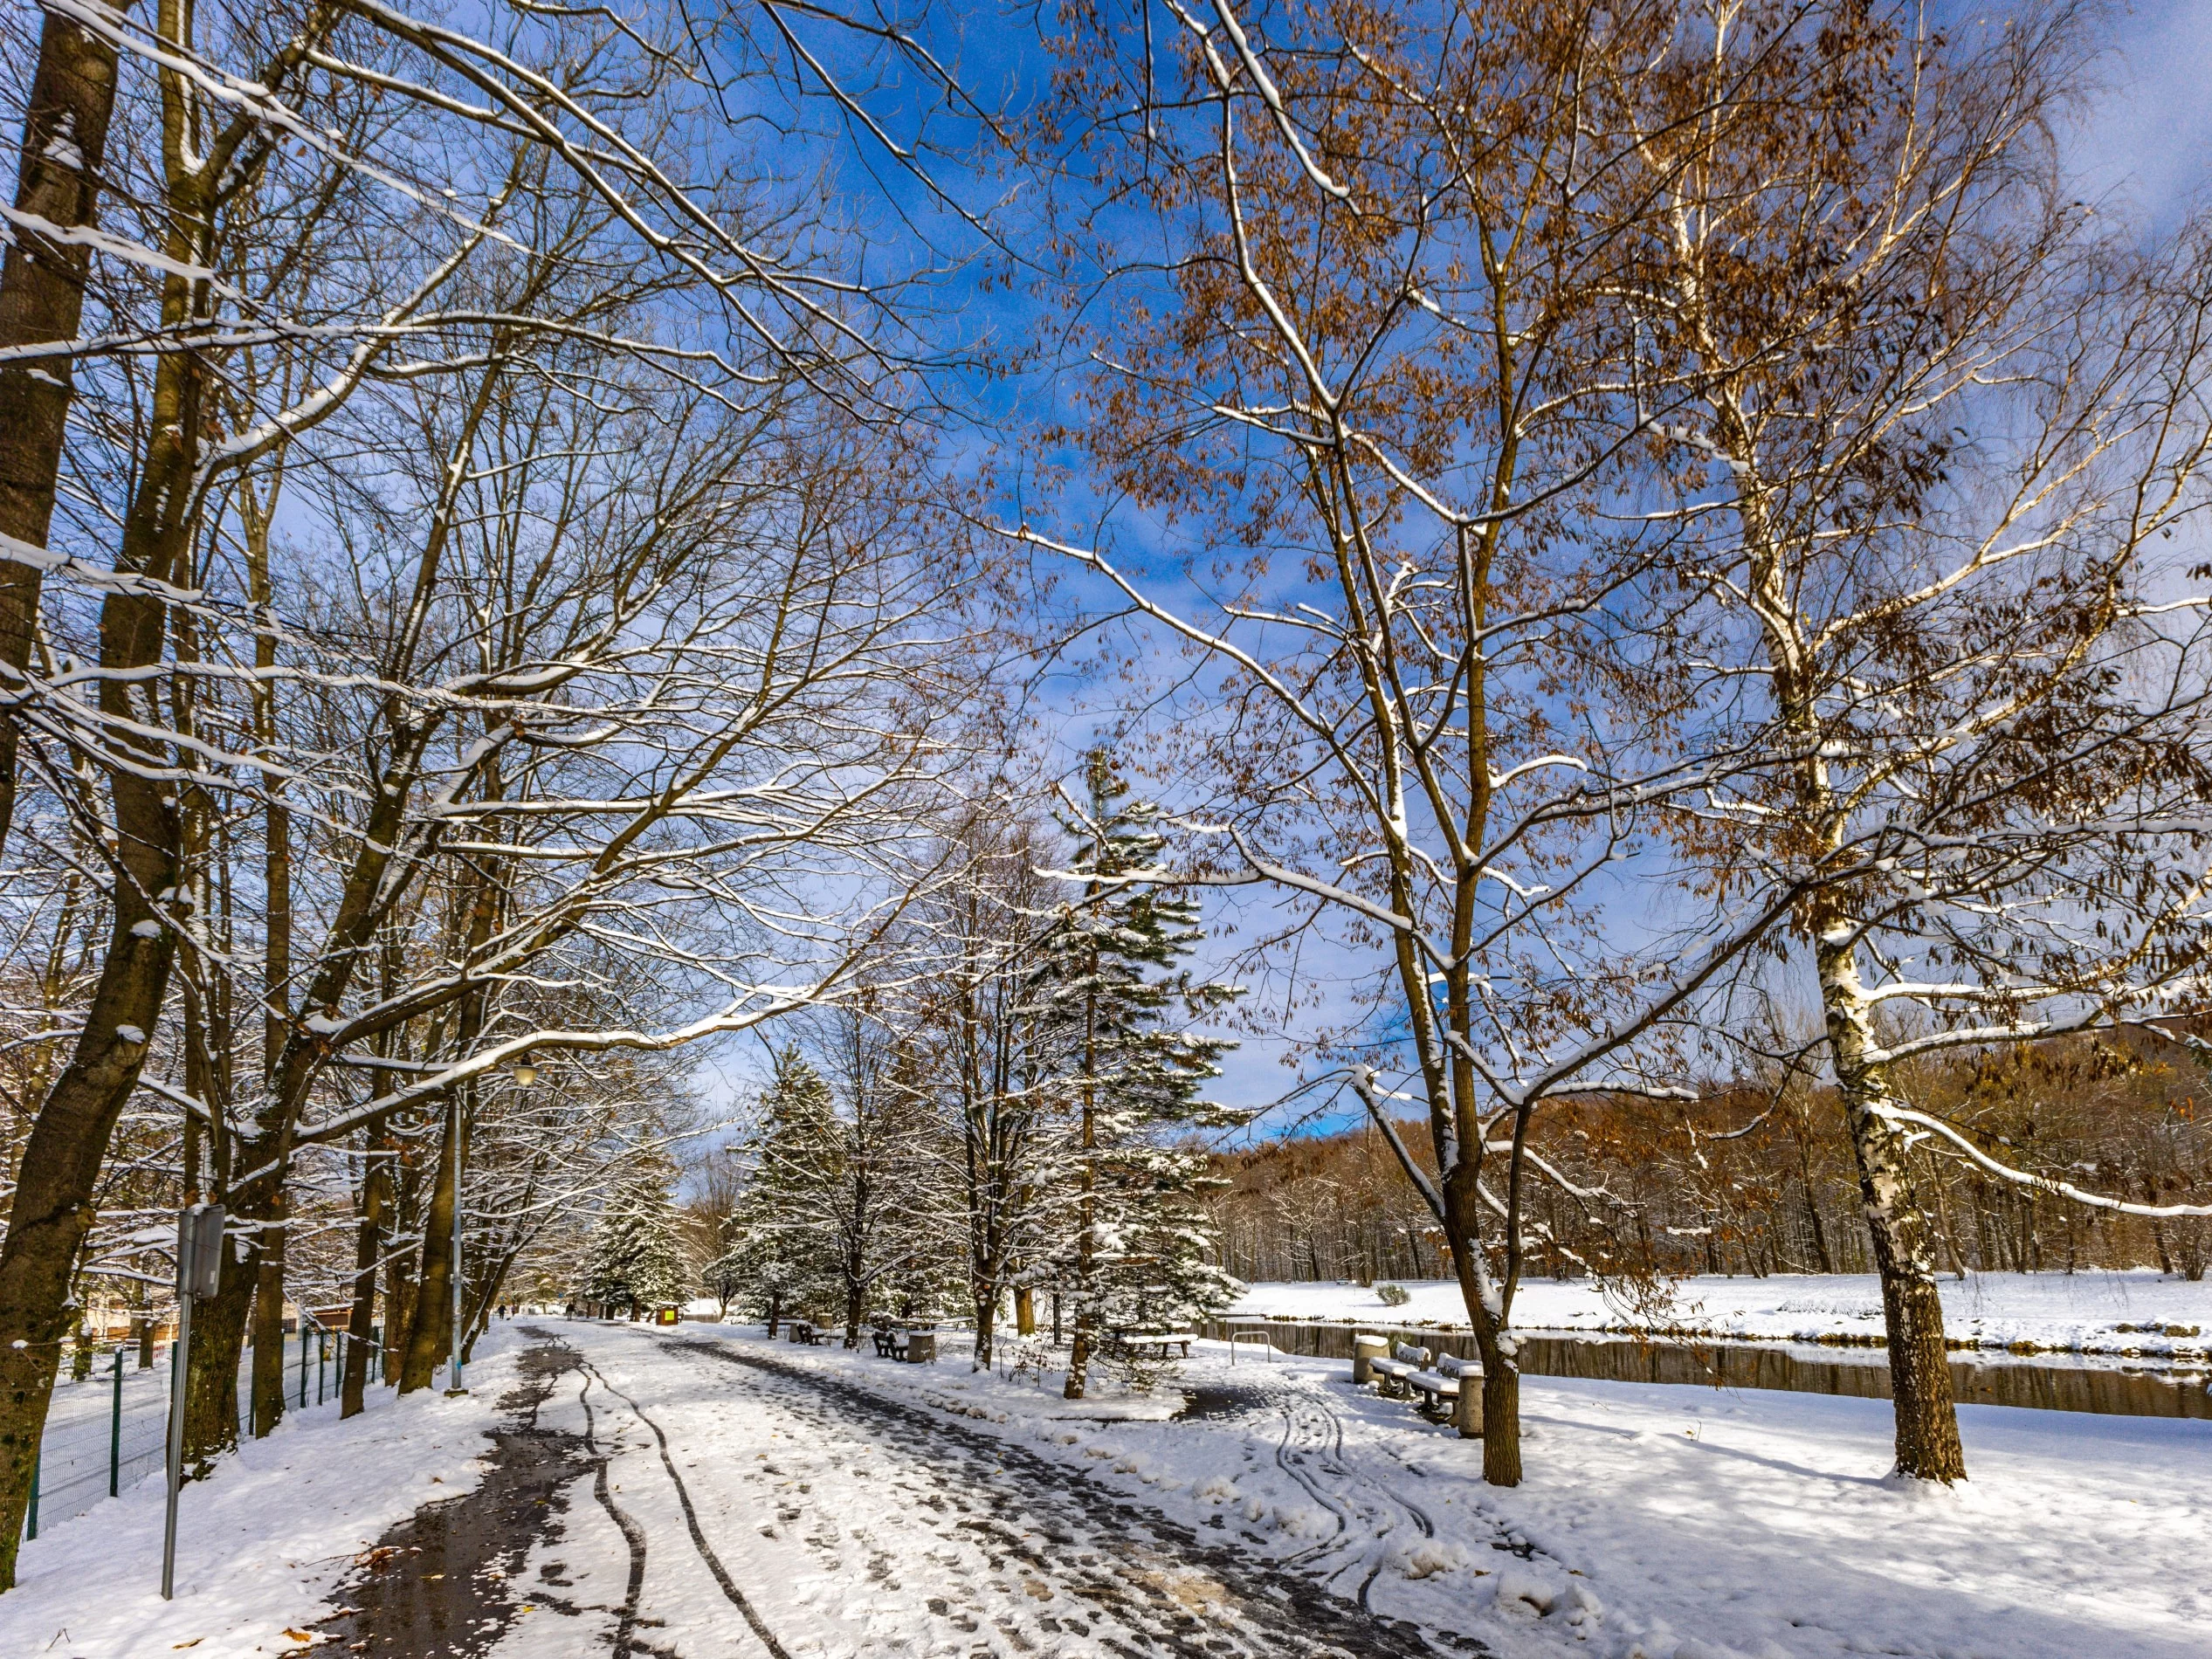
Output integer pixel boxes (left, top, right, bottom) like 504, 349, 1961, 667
581, 1162, 688, 1318
1048, 751, 1246, 1398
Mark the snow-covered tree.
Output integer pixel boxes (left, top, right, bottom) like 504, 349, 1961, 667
1626, 2, 2212, 1481
582, 1163, 690, 1318
1046, 753, 1246, 1399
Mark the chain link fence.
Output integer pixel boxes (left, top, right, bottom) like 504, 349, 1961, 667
23, 1320, 396, 1539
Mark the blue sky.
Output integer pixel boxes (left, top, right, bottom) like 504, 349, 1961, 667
686, 0, 2212, 1146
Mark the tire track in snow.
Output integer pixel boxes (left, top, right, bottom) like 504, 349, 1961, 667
577, 1359, 792, 1659
648, 1330, 1457, 1659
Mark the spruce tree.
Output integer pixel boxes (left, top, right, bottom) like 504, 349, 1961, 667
1049, 751, 1246, 1398
725, 1046, 844, 1332
582, 1162, 688, 1318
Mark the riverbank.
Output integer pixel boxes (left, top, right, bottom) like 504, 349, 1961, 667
1225, 1270, 2211, 1360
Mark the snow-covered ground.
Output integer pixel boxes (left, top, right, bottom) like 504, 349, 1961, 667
3, 1317, 2205, 1659
1227, 1271, 2212, 1359
0, 1325, 527, 1657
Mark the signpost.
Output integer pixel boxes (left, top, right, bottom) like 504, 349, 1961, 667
162, 1202, 224, 1600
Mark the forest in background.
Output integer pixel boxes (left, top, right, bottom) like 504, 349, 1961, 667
1209, 1029, 2212, 1290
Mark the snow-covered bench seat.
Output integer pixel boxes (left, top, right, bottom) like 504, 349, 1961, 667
1408, 1351, 1478, 1417
1111, 1330, 1196, 1359
1369, 1341, 1430, 1397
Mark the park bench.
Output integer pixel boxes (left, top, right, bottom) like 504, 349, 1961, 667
1407, 1351, 1477, 1418
1109, 1329, 1196, 1359
787, 1320, 831, 1346
871, 1326, 898, 1358
1368, 1340, 1429, 1398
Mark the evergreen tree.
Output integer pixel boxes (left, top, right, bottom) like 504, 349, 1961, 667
1048, 751, 1247, 1398
724, 1047, 845, 1332
581, 1162, 688, 1318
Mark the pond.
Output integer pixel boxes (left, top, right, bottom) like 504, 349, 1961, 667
1202, 1318, 2212, 1420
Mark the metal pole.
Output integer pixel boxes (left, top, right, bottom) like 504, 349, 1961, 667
24, 1446, 37, 1541
298, 1317, 308, 1408
162, 1313, 191, 1598
317, 1332, 327, 1406
110, 1347, 123, 1497
446, 1091, 466, 1396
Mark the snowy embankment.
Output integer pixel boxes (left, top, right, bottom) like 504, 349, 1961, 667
0, 1325, 527, 1658
1227, 1270, 2212, 1359
706, 1323, 2210, 1659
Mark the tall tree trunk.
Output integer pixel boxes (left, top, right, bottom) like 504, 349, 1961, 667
0, 422, 194, 1580
181, 1245, 252, 1472
342, 1141, 389, 1417
384, 1137, 421, 1381
1823, 950, 1967, 1483
1442, 1164, 1518, 1483
401, 1101, 459, 1393
248, 1215, 287, 1435
0, 4, 127, 860
1063, 991, 1099, 1401
0, 15, 224, 1565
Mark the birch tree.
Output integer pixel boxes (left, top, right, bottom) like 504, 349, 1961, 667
1623, 0, 2212, 1479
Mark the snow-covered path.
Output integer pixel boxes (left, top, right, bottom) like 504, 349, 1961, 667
472, 1324, 1445, 1659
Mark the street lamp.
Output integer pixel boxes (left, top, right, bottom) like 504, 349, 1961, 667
447, 1055, 538, 1394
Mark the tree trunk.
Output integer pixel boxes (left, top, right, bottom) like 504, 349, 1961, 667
182, 1245, 252, 1473
0, 4, 127, 860
1015, 1286, 1035, 1337
973, 1281, 997, 1371
1825, 966, 1967, 1483
0, 859, 180, 1583
249, 1220, 287, 1436
1065, 990, 1099, 1401
341, 1149, 387, 1418
1443, 1165, 1519, 1485
401, 1104, 459, 1393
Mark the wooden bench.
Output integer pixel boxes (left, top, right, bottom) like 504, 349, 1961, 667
788, 1320, 831, 1346
1368, 1340, 1430, 1398
871, 1327, 897, 1358
1110, 1329, 1196, 1359
1408, 1351, 1477, 1418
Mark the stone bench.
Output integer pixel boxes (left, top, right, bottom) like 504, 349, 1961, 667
1368, 1340, 1430, 1397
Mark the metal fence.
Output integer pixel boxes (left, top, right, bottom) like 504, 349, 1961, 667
24, 1320, 395, 1539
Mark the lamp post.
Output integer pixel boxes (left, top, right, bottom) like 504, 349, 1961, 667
445, 1055, 534, 1396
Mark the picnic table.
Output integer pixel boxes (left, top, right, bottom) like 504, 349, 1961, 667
1108, 1328, 1196, 1359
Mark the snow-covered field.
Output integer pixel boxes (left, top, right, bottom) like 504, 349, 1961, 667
3, 1317, 2203, 1659
1228, 1270, 2212, 1359
0, 1325, 527, 1657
